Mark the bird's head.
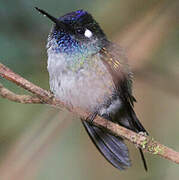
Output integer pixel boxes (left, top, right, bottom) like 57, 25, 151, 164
36, 8, 107, 57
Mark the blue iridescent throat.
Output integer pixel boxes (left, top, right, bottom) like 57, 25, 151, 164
48, 29, 101, 72
50, 29, 100, 58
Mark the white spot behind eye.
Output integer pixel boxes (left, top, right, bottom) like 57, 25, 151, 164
84, 29, 93, 38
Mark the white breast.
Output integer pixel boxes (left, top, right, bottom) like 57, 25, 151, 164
47, 49, 115, 112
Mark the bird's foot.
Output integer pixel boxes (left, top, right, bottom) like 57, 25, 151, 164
86, 112, 98, 124
48, 90, 54, 99
138, 132, 148, 137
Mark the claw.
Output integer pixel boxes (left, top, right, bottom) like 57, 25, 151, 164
138, 131, 148, 137
86, 112, 98, 123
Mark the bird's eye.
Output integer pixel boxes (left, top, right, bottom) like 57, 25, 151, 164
84, 29, 93, 38
76, 28, 84, 34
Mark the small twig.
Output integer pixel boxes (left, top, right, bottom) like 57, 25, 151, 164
0, 62, 179, 164
0, 83, 43, 104
0, 63, 66, 108
0, 63, 53, 103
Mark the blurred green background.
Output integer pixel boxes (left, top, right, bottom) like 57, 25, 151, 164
0, 0, 179, 179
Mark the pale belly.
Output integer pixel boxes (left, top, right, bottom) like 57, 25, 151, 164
48, 54, 115, 112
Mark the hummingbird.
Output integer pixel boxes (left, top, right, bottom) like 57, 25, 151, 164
35, 7, 148, 171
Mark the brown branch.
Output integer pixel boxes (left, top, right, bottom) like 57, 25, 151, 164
0, 62, 179, 164
0, 63, 53, 103
0, 83, 43, 104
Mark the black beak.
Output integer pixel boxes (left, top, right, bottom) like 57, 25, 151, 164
35, 7, 68, 30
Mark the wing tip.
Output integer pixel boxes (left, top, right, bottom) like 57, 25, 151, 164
82, 120, 131, 170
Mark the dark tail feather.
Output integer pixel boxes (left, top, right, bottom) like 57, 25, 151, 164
130, 112, 148, 171
82, 120, 131, 170
129, 110, 148, 171
139, 148, 148, 171
122, 105, 148, 171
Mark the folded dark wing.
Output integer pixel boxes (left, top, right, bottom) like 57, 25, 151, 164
82, 120, 131, 170
99, 42, 148, 170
